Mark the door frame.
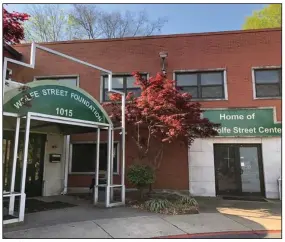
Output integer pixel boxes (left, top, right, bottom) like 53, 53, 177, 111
214, 143, 265, 197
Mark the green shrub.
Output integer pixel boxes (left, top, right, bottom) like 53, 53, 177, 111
179, 196, 199, 207
145, 198, 171, 212
127, 164, 155, 197
127, 164, 155, 188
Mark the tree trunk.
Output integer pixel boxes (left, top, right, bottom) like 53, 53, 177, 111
148, 183, 153, 193
139, 187, 144, 200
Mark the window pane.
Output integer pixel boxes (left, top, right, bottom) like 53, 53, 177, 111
180, 86, 198, 98
126, 75, 147, 87
126, 76, 141, 97
72, 143, 118, 173
94, 143, 118, 173
104, 77, 124, 89
72, 144, 96, 172
201, 72, 223, 85
256, 84, 281, 97
127, 88, 141, 97
104, 88, 124, 101
202, 86, 224, 98
57, 78, 78, 87
37, 77, 78, 87
176, 74, 197, 86
126, 76, 136, 88
255, 70, 280, 84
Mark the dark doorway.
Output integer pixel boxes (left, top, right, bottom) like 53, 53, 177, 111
214, 144, 265, 197
3, 131, 46, 197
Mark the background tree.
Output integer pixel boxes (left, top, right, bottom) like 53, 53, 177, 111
68, 4, 168, 39
104, 72, 219, 172
243, 4, 281, 30
3, 6, 29, 44
22, 4, 168, 42
23, 4, 79, 42
68, 4, 102, 39
98, 9, 167, 38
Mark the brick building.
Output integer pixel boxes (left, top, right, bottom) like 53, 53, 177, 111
3, 28, 282, 199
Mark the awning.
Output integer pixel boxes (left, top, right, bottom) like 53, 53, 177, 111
3, 80, 112, 134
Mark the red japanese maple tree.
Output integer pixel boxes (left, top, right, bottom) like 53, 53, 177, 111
104, 72, 219, 170
3, 6, 29, 44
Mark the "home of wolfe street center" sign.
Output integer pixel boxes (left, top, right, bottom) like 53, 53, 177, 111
203, 108, 281, 137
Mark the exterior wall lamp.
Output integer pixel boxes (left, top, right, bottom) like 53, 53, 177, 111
159, 51, 168, 75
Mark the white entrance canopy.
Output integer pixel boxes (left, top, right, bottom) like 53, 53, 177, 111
3, 43, 126, 225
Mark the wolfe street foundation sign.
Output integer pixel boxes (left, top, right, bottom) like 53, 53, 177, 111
4, 81, 109, 124
203, 108, 281, 137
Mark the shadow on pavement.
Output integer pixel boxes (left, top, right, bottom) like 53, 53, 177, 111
156, 230, 282, 239
193, 196, 281, 238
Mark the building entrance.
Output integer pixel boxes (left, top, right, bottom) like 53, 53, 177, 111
214, 144, 265, 197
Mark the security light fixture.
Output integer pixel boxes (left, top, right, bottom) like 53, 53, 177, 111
159, 51, 168, 75
159, 51, 168, 59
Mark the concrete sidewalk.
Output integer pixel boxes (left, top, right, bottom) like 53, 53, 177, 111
4, 196, 281, 239
4, 212, 281, 238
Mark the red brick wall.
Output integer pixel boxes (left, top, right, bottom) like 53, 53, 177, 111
10, 28, 281, 190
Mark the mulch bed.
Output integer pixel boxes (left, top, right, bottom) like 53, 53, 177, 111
3, 198, 77, 217
66, 191, 199, 215
125, 191, 199, 215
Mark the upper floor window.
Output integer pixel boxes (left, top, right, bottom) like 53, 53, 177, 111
102, 74, 147, 101
35, 76, 78, 87
254, 68, 281, 98
175, 71, 225, 99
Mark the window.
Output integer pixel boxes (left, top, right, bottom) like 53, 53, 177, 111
35, 76, 78, 87
6, 69, 12, 80
71, 143, 119, 173
254, 68, 281, 98
102, 74, 147, 101
175, 71, 225, 99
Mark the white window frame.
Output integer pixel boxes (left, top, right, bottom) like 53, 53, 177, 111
173, 68, 228, 101
69, 141, 120, 175
100, 72, 149, 103
34, 75, 80, 87
252, 66, 282, 100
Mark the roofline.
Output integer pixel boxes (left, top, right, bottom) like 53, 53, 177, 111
13, 28, 281, 47
4, 43, 22, 59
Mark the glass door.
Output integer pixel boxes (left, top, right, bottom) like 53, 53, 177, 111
214, 144, 240, 195
238, 145, 263, 195
214, 144, 264, 196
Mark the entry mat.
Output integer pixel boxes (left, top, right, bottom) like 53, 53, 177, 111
222, 196, 268, 202
3, 198, 77, 218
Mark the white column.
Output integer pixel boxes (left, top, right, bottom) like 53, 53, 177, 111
63, 135, 70, 194
121, 96, 126, 204
9, 117, 21, 215
94, 128, 100, 204
19, 114, 31, 222
110, 128, 114, 202
105, 127, 112, 207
